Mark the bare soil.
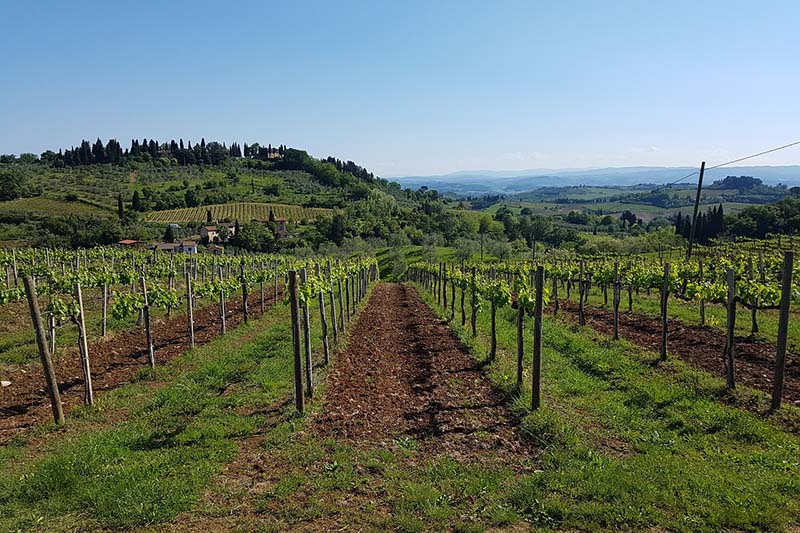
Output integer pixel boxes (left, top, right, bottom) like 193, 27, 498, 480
556, 299, 800, 406
315, 282, 537, 463
0, 285, 283, 442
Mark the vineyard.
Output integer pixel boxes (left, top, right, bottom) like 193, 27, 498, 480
145, 201, 335, 223
1, 241, 800, 531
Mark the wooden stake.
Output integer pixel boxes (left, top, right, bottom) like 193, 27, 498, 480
771, 252, 793, 410
300, 268, 313, 398
532, 266, 544, 410
24, 276, 64, 425
612, 261, 620, 340
140, 275, 155, 368
660, 263, 670, 361
725, 268, 736, 389
288, 271, 304, 414
74, 283, 94, 406
185, 271, 195, 349
316, 264, 331, 365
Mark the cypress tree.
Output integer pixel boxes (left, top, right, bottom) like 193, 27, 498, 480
163, 225, 175, 243
117, 193, 124, 220
132, 190, 141, 211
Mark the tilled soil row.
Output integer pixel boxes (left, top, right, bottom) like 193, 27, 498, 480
0, 286, 284, 441
315, 282, 537, 463
556, 300, 800, 406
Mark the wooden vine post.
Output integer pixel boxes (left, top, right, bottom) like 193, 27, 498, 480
724, 268, 736, 389
74, 282, 94, 406
578, 261, 585, 326
219, 266, 227, 335
140, 275, 155, 368
698, 258, 705, 326
288, 271, 304, 414
489, 269, 497, 361
552, 275, 559, 316
300, 268, 313, 398
516, 281, 525, 390
612, 261, 620, 340
771, 251, 793, 410
470, 267, 477, 336
337, 273, 346, 331
460, 262, 467, 327
101, 283, 108, 337
23, 276, 65, 425
240, 262, 249, 324
442, 263, 448, 309
532, 266, 544, 410
316, 264, 331, 365
660, 263, 670, 361
344, 275, 351, 323
274, 262, 279, 304
450, 267, 456, 320
185, 271, 195, 348
327, 261, 338, 344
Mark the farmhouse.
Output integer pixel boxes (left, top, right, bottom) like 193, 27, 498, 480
153, 241, 197, 254
200, 226, 220, 243
201, 223, 238, 244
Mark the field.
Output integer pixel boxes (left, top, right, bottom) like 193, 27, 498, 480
146, 202, 335, 223
1, 246, 799, 531
0, 197, 112, 218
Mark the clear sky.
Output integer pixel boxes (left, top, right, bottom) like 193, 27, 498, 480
1, 0, 799, 177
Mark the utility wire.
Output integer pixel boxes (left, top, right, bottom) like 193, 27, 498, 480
661, 138, 800, 190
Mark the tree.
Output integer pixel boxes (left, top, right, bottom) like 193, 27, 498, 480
478, 215, 491, 261
207, 209, 213, 224
163, 225, 176, 243
117, 193, 124, 220
131, 190, 142, 211
218, 225, 230, 242
233, 223, 275, 252
454, 238, 477, 262
0, 168, 27, 201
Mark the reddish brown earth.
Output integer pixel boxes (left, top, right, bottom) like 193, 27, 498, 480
0, 285, 283, 442
556, 299, 800, 406
315, 282, 537, 463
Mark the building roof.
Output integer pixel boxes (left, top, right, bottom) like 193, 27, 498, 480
274, 217, 288, 222
156, 242, 178, 250
117, 239, 139, 245
180, 241, 196, 246
203, 226, 217, 231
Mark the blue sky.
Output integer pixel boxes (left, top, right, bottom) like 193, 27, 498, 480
1, 0, 799, 176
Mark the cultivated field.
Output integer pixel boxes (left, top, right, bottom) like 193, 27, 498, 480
146, 202, 335, 223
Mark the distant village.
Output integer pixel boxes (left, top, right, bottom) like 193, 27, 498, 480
116, 209, 290, 255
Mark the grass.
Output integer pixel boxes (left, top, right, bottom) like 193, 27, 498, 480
0, 294, 314, 530
573, 281, 800, 352
4, 276, 799, 531
414, 281, 800, 531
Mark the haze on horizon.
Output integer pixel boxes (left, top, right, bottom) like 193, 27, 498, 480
1, 0, 799, 177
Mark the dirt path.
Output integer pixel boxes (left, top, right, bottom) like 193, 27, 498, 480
0, 285, 284, 442
315, 282, 535, 461
557, 300, 800, 406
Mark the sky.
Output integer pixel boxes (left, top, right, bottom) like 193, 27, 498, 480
1, 0, 799, 177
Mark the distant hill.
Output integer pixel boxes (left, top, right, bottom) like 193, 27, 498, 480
393, 166, 800, 195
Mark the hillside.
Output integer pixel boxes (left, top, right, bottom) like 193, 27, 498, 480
0, 140, 468, 250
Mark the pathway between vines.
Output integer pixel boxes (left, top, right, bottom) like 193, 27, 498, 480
316, 282, 535, 461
